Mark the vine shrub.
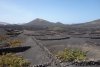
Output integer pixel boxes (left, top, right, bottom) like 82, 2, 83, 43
55, 48, 87, 62
7, 39, 22, 47
0, 53, 30, 67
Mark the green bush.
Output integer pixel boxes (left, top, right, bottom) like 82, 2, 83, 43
55, 48, 87, 62
0, 53, 30, 67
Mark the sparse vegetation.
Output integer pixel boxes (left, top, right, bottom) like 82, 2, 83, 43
7, 32, 20, 36
6, 29, 21, 36
0, 35, 23, 47
0, 35, 7, 42
0, 35, 8, 46
7, 39, 22, 47
55, 48, 87, 62
0, 53, 30, 67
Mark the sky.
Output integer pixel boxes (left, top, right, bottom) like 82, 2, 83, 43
0, 0, 100, 24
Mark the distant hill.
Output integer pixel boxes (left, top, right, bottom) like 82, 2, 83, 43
72, 19, 100, 28
1, 19, 100, 30
24, 18, 54, 27
22, 18, 100, 30
0, 22, 9, 25
23, 18, 65, 29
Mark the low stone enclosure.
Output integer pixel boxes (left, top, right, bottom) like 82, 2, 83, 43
63, 60, 100, 66
24, 33, 45, 36
33, 34, 70, 41
90, 36, 100, 39
32, 60, 100, 67
33, 62, 51, 67
0, 46, 31, 54
6, 29, 22, 37
19, 32, 100, 40
36, 36, 70, 41
31, 60, 100, 67
24, 30, 100, 40
73, 60, 100, 66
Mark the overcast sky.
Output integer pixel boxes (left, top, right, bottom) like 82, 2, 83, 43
0, 0, 100, 24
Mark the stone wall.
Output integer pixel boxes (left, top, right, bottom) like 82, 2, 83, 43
32, 36, 62, 67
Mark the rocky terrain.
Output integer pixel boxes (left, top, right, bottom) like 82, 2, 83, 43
19, 30, 100, 67
0, 19, 100, 67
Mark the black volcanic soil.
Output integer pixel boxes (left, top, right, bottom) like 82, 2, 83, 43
41, 36, 100, 60
17, 30, 100, 67
1, 29, 100, 67
16, 30, 60, 67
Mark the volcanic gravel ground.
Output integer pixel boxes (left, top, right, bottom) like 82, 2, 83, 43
17, 37, 50, 64
15, 30, 100, 67
17, 36, 60, 67
41, 37, 100, 60
41, 37, 89, 53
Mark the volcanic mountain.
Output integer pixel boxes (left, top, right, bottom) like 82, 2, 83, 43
24, 18, 64, 28
24, 18, 54, 27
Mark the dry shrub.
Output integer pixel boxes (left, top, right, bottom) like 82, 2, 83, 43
7, 39, 22, 47
0, 35, 7, 42
0, 53, 30, 67
55, 48, 87, 62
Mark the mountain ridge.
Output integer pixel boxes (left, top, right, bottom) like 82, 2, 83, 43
0, 18, 100, 29
0, 22, 9, 25
72, 19, 100, 28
